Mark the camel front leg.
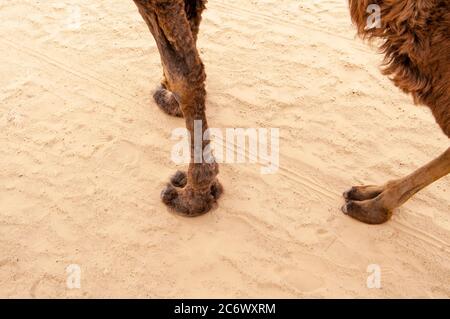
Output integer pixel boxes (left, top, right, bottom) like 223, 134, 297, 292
134, 0, 222, 216
342, 147, 450, 224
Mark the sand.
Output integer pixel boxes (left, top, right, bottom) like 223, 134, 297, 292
0, 0, 449, 298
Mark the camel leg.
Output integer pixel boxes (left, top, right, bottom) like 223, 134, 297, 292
342, 147, 450, 224
142, 0, 207, 117
133, 0, 221, 216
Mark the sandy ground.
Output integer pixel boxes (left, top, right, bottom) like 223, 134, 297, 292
0, 0, 449, 298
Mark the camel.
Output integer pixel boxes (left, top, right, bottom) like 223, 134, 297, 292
343, 0, 449, 224
132, 0, 449, 223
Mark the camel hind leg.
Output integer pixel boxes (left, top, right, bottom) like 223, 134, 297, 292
152, 0, 207, 117
342, 147, 450, 224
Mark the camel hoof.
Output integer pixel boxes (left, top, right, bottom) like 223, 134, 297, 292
153, 85, 183, 117
341, 200, 391, 225
161, 184, 179, 205
161, 175, 223, 217
170, 171, 188, 188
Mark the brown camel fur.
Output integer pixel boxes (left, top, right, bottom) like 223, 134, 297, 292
343, 0, 450, 224
133, 0, 449, 222
133, 0, 222, 216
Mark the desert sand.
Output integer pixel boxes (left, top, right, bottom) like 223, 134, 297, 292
0, 0, 449, 298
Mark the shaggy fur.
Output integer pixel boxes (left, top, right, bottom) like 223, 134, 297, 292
349, 0, 450, 136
